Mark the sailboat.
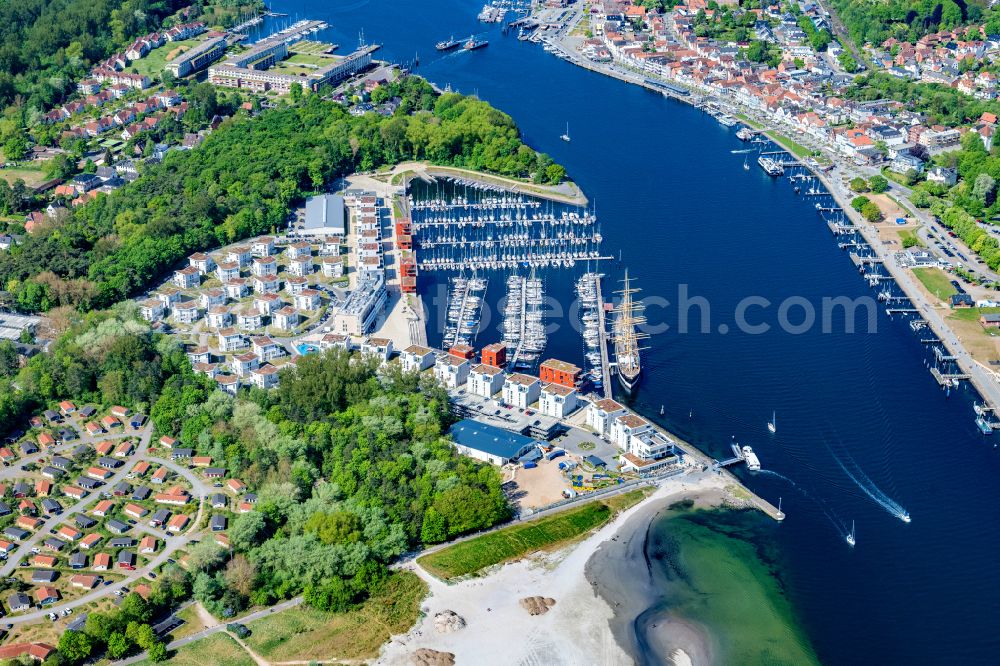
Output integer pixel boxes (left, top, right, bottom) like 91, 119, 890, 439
560, 122, 571, 142
846, 521, 856, 547
743, 154, 750, 171
767, 411, 776, 434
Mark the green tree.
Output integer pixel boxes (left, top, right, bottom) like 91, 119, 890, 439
57, 630, 93, 664
106, 631, 131, 659
0, 339, 18, 376
290, 82, 303, 103
861, 201, 883, 222
3, 133, 28, 162
974, 172, 996, 205
148, 641, 168, 662
869, 174, 889, 193
850, 177, 869, 193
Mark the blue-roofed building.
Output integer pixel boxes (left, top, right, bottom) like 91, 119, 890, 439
449, 419, 541, 466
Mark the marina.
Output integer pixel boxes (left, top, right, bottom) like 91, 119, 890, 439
500, 272, 547, 370
442, 276, 487, 348
575, 272, 610, 395
407, 178, 606, 272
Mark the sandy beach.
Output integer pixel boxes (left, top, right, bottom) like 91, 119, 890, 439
377, 471, 731, 666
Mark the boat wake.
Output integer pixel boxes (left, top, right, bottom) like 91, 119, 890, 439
830, 449, 910, 523
759, 470, 849, 539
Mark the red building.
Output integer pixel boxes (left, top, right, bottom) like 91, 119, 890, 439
449, 344, 475, 360
395, 220, 413, 250
400, 253, 417, 294
539, 359, 581, 389
481, 342, 507, 368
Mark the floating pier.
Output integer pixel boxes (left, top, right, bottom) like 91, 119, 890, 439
409, 180, 606, 271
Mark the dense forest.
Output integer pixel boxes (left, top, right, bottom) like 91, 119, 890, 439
844, 72, 1000, 126
0, 77, 564, 312
148, 350, 509, 614
830, 0, 997, 47
0, 304, 201, 437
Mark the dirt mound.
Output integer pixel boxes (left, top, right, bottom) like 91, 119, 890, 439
519, 596, 556, 615
433, 610, 466, 633
412, 648, 456, 665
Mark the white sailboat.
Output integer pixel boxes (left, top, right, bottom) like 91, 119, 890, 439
846, 521, 856, 547
767, 411, 776, 433
560, 122, 570, 142
743, 154, 750, 171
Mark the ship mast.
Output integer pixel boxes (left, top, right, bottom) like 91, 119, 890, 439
612, 268, 648, 376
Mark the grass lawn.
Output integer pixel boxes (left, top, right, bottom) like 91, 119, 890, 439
419, 488, 651, 580
912, 267, 957, 301
166, 605, 208, 641
135, 633, 254, 666
0, 165, 47, 187
949, 306, 1000, 331
897, 228, 923, 247
768, 131, 813, 159
284, 52, 331, 66
132, 38, 204, 80
244, 571, 427, 662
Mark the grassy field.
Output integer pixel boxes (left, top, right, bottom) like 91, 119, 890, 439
166, 605, 208, 641
131, 38, 205, 79
244, 571, 427, 661
135, 633, 254, 666
912, 267, 957, 301
768, 130, 814, 159
289, 40, 336, 55
0, 165, 47, 187
897, 228, 923, 247
419, 488, 650, 580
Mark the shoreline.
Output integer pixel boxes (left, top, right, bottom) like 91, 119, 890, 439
584, 487, 722, 666
377, 471, 730, 666
532, 18, 1000, 413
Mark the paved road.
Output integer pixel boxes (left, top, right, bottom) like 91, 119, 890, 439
3, 424, 214, 625
0, 425, 155, 577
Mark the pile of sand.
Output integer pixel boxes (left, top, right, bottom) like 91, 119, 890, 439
519, 596, 557, 615
412, 648, 455, 665
433, 610, 466, 633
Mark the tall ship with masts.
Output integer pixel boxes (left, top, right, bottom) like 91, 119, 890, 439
612, 269, 647, 393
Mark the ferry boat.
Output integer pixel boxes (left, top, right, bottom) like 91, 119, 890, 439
741, 445, 761, 471
758, 156, 784, 176
612, 270, 647, 394
736, 127, 755, 141
718, 114, 737, 127
436, 36, 461, 51
464, 36, 489, 50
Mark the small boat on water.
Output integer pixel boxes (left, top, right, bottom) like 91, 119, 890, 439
736, 127, 754, 141
742, 445, 761, 471
846, 521, 856, 547
767, 411, 776, 434
758, 155, 784, 176
900, 512, 911, 524
560, 122, 570, 142
436, 36, 461, 51
464, 35, 489, 50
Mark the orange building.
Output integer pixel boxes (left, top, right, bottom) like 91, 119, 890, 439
539, 359, 581, 389
449, 344, 475, 360
481, 342, 507, 368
